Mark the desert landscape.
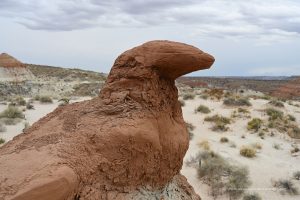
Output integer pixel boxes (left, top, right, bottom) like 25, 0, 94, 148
1, 1, 300, 199
1, 42, 300, 200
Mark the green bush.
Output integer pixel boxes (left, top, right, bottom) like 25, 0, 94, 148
205, 115, 231, 132
247, 118, 263, 132
0, 106, 24, 119
39, 96, 53, 103
243, 193, 262, 200
205, 115, 231, 124
269, 100, 284, 107
265, 108, 283, 121
195, 105, 211, 114
240, 146, 256, 158
220, 137, 229, 143
224, 98, 251, 106
183, 93, 195, 100
0, 138, 5, 144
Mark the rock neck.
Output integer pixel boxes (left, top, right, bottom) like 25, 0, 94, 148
99, 61, 181, 117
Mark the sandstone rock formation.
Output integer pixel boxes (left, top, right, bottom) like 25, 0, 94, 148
0, 53, 34, 82
0, 40, 214, 200
271, 77, 300, 100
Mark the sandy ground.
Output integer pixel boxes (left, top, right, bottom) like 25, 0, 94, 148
0, 94, 300, 200
0, 97, 91, 142
181, 95, 300, 200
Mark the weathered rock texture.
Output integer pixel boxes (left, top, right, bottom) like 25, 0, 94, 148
271, 77, 300, 100
0, 40, 214, 200
0, 53, 34, 82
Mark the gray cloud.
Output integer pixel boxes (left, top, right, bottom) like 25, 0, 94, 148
1, 0, 300, 41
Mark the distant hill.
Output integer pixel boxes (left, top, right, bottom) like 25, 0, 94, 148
272, 77, 300, 100
0, 53, 107, 99
0, 53, 34, 82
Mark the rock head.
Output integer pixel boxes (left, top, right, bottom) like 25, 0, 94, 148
0, 40, 214, 200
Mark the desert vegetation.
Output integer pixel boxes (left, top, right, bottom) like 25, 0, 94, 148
0, 106, 24, 125
195, 105, 211, 114
186, 122, 195, 140
204, 115, 231, 132
242, 193, 262, 200
183, 93, 195, 100
240, 146, 256, 158
223, 97, 251, 107
273, 179, 299, 195
196, 150, 251, 199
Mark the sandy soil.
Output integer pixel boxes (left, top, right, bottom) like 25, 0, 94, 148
181, 95, 300, 200
0, 97, 90, 142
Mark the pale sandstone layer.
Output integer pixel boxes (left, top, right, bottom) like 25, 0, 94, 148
0, 40, 214, 200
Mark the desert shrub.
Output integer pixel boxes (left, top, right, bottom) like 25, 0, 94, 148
205, 115, 231, 132
197, 150, 250, 199
238, 107, 250, 113
287, 114, 296, 121
226, 166, 251, 200
39, 96, 53, 103
199, 94, 208, 100
0, 106, 24, 119
0, 138, 5, 144
1, 118, 22, 125
293, 171, 300, 180
23, 121, 30, 131
273, 143, 281, 150
247, 118, 263, 132
0, 123, 6, 132
291, 147, 299, 154
265, 108, 283, 121
220, 137, 229, 143
240, 146, 256, 158
243, 193, 262, 200
195, 105, 211, 114
26, 102, 34, 110
34, 95, 40, 101
202, 88, 224, 100
205, 115, 231, 124
186, 122, 195, 131
185, 122, 195, 140
197, 140, 210, 150
212, 122, 229, 132
269, 100, 284, 107
223, 97, 251, 107
179, 99, 185, 107
183, 93, 195, 100
287, 124, 300, 139
11, 96, 26, 106
59, 98, 70, 106
273, 179, 299, 195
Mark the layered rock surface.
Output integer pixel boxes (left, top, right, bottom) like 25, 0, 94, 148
0, 53, 34, 82
271, 77, 300, 100
0, 40, 214, 200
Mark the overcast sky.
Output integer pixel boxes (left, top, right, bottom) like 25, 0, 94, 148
1, 0, 300, 76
